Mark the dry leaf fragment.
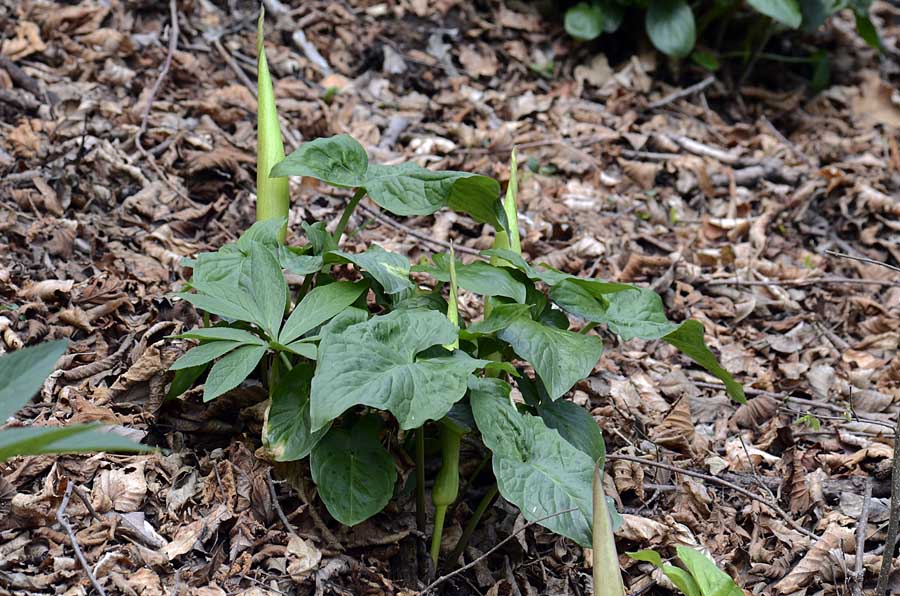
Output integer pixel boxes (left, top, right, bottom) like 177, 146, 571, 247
459, 44, 498, 78
20, 279, 74, 301
1, 21, 46, 60
287, 535, 322, 580
774, 524, 854, 592
651, 398, 696, 453
91, 462, 148, 513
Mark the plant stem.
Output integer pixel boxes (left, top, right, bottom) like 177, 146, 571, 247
333, 188, 366, 244
416, 426, 427, 533
447, 483, 498, 567
738, 18, 774, 89
278, 351, 293, 371
430, 505, 447, 564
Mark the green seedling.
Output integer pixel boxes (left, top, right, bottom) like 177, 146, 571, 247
0, 340, 151, 462
167, 13, 745, 570
628, 546, 743, 596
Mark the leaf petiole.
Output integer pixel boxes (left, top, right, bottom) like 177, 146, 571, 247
333, 188, 367, 244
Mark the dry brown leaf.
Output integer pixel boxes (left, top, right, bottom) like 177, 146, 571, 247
732, 396, 777, 429
459, 44, 498, 79
91, 462, 148, 513
286, 535, 322, 580
0, 21, 46, 60
651, 398, 695, 453
851, 71, 900, 129
773, 524, 854, 592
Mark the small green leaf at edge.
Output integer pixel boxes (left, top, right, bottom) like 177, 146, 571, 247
203, 344, 268, 402
309, 416, 397, 526
746, 0, 803, 28
170, 341, 244, 371
166, 364, 207, 400
676, 546, 744, 596
565, 2, 605, 41
0, 339, 67, 421
175, 327, 266, 345
646, 0, 697, 59
0, 424, 152, 463
663, 321, 745, 403
691, 50, 720, 71
626, 550, 703, 596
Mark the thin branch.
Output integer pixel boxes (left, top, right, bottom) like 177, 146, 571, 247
267, 469, 299, 539
136, 0, 179, 153
876, 411, 900, 596
357, 203, 484, 257
648, 76, 716, 109
702, 276, 900, 288
826, 250, 900, 275
606, 454, 820, 541
418, 507, 577, 594
57, 481, 107, 596
852, 478, 872, 596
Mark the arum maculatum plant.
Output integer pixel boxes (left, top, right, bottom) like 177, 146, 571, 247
167, 12, 745, 573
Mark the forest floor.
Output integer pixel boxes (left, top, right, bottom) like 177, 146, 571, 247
1, 0, 900, 594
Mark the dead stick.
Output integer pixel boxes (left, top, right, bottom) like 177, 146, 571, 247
267, 469, 300, 539
606, 454, 820, 541
703, 276, 900, 288
357, 203, 483, 257
853, 478, 872, 596
648, 76, 715, 109
826, 250, 900, 275
136, 0, 179, 152
876, 412, 900, 596
418, 507, 577, 595
57, 482, 107, 596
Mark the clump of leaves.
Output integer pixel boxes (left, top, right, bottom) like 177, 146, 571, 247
564, 0, 879, 85
1, 340, 150, 462
167, 14, 743, 569
170, 138, 744, 558
629, 547, 743, 596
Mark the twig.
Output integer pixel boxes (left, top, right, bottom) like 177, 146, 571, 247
357, 203, 483, 257
136, 0, 179, 153
418, 507, 577, 595
606, 454, 820, 541
267, 469, 300, 538
761, 115, 813, 167
57, 482, 107, 596
666, 134, 741, 165
825, 250, 900, 275
648, 76, 715, 109
702, 276, 900, 288
853, 478, 872, 596
876, 412, 900, 596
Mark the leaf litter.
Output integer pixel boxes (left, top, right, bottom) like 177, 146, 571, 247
0, 0, 899, 594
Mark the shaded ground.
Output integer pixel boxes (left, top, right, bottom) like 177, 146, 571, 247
1, 0, 900, 594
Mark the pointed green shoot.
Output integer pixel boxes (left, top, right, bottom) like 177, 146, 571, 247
445, 243, 459, 351
491, 148, 521, 268
256, 8, 290, 241
503, 148, 521, 254
593, 462, 626, 596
